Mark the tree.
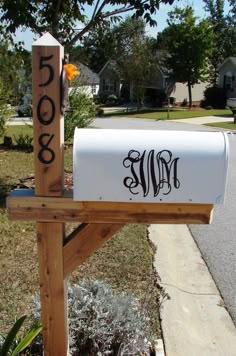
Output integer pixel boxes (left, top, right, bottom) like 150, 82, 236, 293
112, 17, 157, 105
0, 0, 176, 48
0, 79, 14, 137
71, 16, 157, 105
0, 31, 31, 105
203, 0, 236, 85
157, 6, 213, 107
70, 23, 115, 73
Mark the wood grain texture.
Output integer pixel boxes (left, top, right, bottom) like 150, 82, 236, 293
32, 36, 68, 356
37, 222, 68, 355
7, 191, 214, 224
63, 223, 124, 278
32, 42, 64, 197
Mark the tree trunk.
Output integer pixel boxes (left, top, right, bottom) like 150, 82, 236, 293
187, 81, 192, 108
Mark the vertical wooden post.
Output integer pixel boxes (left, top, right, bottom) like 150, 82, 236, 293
32, 33, 68, 355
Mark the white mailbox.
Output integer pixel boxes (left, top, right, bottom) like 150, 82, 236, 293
73, 128, 229, 204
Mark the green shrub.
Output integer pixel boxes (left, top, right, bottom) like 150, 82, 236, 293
64, 89, 95, 142
201, 87, 227, 109
105, 94, 118, 106
181, 98, 188, 107
13, 133, 33, 151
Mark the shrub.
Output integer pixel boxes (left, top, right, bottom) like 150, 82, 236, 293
13, 133, 33, 151
201, 87, 227, 109
169, 97, 176, 105
96, 107, 104, 117
3, 136, 12, 147
64, 89, 96, 142
106, 94, 118, 106
32, 279, 152, 355
181, 98, 188, 107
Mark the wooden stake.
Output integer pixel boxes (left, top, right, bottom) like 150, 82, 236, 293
32, 33, 68, 356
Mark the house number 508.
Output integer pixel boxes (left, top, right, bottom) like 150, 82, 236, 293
37, 55, 56, 164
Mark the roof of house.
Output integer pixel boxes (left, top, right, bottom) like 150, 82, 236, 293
98, 60, 121, 77
76, 62, 100, 85
219, 57, 236, 69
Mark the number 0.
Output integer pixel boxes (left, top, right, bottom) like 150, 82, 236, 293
37, 95, 55, 125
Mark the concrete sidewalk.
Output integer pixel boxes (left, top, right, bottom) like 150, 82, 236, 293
169, 115, 232, 125
149, 225, 236, 356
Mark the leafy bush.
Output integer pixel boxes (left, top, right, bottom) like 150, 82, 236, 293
106, 94, 118, 106
32, 279, 152, 355
96, 107, 104, 117
181, 98, 188, 107
64, 89, 95, 142
13, 133, 33, 151
169, 97, 176, 105
201, 87, 227, 109
3, 136, 12, 147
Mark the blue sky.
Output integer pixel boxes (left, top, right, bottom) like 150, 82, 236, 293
14, 0, 230, 50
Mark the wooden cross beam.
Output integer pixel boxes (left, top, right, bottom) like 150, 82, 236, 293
7, 190, 213, 225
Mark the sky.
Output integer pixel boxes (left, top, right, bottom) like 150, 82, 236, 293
14, 0, 231, 50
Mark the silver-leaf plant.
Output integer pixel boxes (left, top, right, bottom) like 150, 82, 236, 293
32, 279, 152, 355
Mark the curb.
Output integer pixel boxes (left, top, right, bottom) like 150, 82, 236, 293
155, 339, 165, 356
149, 224, 236, 356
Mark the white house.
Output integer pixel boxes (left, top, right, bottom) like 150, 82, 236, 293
218, 57, 236, 98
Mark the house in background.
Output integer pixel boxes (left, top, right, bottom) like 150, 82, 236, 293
72, 62, 100, 97
98, 61, 122, 98
98, 60, 208, 105
218, 57, 236, 98
168, 82, 209, 105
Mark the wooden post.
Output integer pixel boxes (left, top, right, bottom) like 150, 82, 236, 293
32, 33, 68, 355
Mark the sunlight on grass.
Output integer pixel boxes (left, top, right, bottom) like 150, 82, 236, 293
204, 122, 236, 130
129, 109, 232, 120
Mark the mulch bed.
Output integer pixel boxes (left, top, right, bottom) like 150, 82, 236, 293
13, 170, 73, 190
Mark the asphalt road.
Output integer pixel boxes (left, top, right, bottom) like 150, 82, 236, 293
94, 117, 236, 325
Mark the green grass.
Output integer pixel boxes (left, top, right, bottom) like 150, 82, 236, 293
128, 109, 232, 120
0, 126, 161, 342
204, 121, 236, 130
2, 125, 33, 144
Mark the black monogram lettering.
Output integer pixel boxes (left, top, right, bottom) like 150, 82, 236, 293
123, 149, 180, 197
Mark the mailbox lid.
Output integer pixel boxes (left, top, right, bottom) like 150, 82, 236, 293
73, 128, 229, 204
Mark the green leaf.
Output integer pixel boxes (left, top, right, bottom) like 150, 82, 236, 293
11, 320, 42, 356
0, 315, 27, 356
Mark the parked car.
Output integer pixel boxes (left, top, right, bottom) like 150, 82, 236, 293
17, 94, 32, 117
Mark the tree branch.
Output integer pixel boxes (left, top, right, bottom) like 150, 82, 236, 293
91, 0, 101, 21
71, 4, 137, 44
102, 5, 136, 18
70, 0, 150, 45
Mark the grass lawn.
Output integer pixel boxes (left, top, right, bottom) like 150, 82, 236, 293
204, 121, 236, 130
0, 125, 161, 343
128, 108, 232, 120
3, 124, 33, 143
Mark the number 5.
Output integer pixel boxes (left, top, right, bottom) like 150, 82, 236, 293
39, 55, 54, 87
